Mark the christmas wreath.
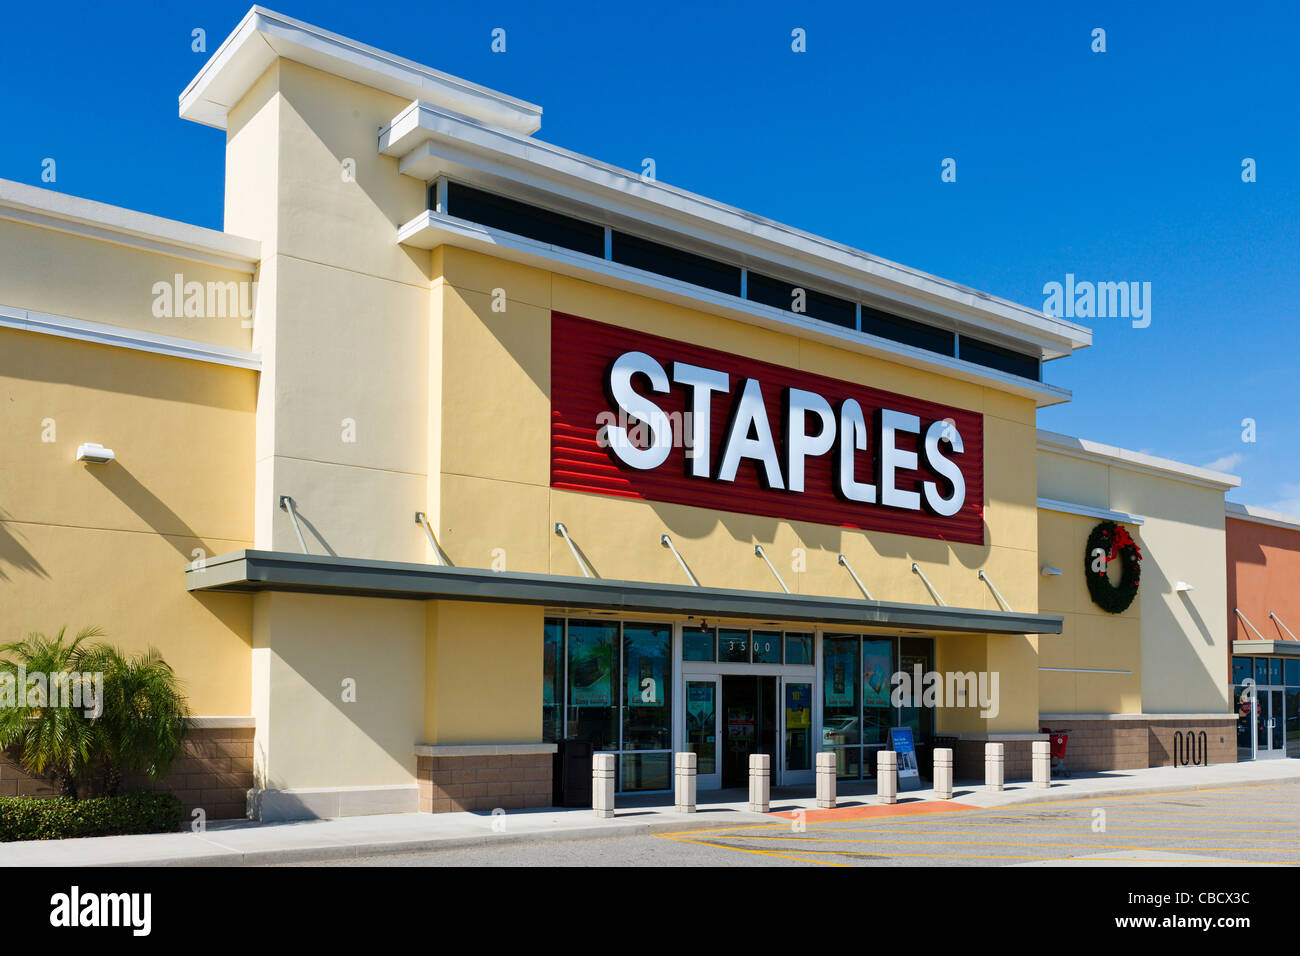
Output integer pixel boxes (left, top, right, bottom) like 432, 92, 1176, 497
1084, 520, 1141, 614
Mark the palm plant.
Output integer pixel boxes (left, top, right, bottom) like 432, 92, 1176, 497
82, 644, 190, 796
0, 627, 103, 798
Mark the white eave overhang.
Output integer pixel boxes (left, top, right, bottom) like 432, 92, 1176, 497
380, 100, 1093, 367
179, 6, 542, 135
0, 179, 260, 273
1226, 501, 1300, 532
1038, 430, 1242, 491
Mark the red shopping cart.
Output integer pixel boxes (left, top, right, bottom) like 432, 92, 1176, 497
1040, 728, 1071, 778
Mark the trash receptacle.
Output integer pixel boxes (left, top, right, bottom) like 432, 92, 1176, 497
553, 739, 594, 807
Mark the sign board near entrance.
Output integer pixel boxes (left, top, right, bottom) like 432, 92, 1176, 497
890, 727, 922, 792
550, 312, 985, 544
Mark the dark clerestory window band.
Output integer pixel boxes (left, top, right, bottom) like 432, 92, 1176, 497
444, 181, 606, 259
746, 272, 857, 330
960, 336, 1042, 381
431, 181, 1042, 381
610, 231, 742, 296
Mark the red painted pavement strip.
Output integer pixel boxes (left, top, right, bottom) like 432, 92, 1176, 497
767, 800, 976, 822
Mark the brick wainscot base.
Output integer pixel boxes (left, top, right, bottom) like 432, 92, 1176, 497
415, 743, 557, 813
1039, 715, 1238, 771
0, 718, 254, 821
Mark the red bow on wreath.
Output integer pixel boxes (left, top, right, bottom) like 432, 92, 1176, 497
1109, 526, 1142, 562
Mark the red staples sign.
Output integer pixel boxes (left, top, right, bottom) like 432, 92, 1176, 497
550, 312, 985, 545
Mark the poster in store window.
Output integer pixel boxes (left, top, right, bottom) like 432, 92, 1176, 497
862, 640, 892, 708
825, 643, 854, 707
569, 635, 612, 707
785, 684, 811, 729
626, 641, 667, 706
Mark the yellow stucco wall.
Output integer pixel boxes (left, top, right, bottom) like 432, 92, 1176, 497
1036, 509, 1143, 714
0, 218, 255, 353
424, 601, 544, 744
1038, 449, 1231, 715
0, 327, 255, 714
251, 592, 425, 789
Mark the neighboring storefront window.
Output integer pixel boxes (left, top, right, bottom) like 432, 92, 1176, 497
1230, 656, 1300, 759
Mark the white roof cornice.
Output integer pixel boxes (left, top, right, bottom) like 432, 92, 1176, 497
1037, 429, 1241, 490
0, 179, 259, 272
382, 101, 1092, 361
180, 6, 542, 135
1226, 501, 1300, 531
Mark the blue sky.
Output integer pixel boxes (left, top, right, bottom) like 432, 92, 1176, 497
3, 1, 1297, 510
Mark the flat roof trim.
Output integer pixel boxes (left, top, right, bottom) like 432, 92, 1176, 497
0, 179, 260, 272
187, 550, 1064, 636
180, 6, 541, 133
1037, 429, 1241, 490
382, 102, 1091, 357
1226, 501, 1300, 532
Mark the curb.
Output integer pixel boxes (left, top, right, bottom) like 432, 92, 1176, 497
108, 812, 775, 867
37, 770, 1300, 867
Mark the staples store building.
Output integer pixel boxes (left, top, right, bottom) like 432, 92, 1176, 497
0, 8, 1241, 819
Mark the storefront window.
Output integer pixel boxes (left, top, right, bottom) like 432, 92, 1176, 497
718, 628, 749, 662
622, 624, 672, 753
898, 637, 936, 747
1288, 689, 1300, 759
683, 627, 715, 661
566, 620, 619, 751
1255, 658, 1270, 684
784, 633, 813, 665
752, 630, 781, 664
1234, 684, 1253, 758
1269, 658, 1284, 686
862, 639, 892, 749
1231, 657, 1252, 685
1287, 660, 1299, 687
822, 634, 861, 779
543, 618, 563, 743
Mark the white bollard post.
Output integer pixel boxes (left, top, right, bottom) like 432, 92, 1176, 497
985, 742, 1004, 792
675, 752, 697, 813
748, 753, 771, 813
815, 752, 837, 809
592, 752, 616, 819
933, 747, 953, 800
1032, 740, 1051, 788
877, 750, 898, 804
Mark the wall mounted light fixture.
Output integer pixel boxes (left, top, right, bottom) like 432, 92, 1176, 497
1175, 581, 1195, 592
75, 442, 115, 463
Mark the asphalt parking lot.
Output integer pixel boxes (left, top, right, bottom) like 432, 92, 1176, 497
299, 781, 1300, 867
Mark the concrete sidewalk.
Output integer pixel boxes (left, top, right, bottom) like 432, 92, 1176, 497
2, 759, 1298, 867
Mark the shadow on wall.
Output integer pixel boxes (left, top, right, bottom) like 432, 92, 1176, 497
282, 502, 338, 557
0, 508, 48, 581
87, 463, 209, 561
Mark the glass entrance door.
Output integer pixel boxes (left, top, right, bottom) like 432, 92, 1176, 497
781, 678, 814, 786
1264, 690, 1286, 756
685, 678, 721, 790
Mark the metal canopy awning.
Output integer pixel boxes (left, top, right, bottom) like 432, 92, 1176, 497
1233, 640, 1300, 658
187, 550, 1063, 635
